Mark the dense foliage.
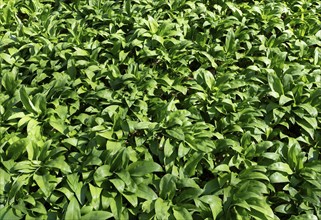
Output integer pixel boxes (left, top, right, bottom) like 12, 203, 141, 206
1, 0, 321, 219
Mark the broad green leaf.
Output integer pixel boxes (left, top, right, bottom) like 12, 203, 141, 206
31, 201, 47, 215
66, 173, 84, 203
0, 168, 10, 192
314, 47, 319, 65
33, 173, 58, 197
110, 194, 122, 220
82, 211, 113, 220
166, 128, 185, 141
299, 104, 318, 117
2, 71, 17, 96
203, 70, 215, 90
155, 198, 170, 220
239, 171, 269, 181
159, 174, 176, 200
73, 48, 89, 56
175, 188, 203, 203
65, 196, 81, 220
164, 138, 173, 157
214, 164, 230, 173
268, 162, 293, 175
173, 206, 193, 220
110, 179, 125, 193
8, 174, 29, 204
0, 53, 15, 65
33, 94, 47, 115
12, 160, 38, 173
123, 192, 138, 207
267, 71, 284, 97
89, 183, 102, 210
225, 29, 235, 54
45, 157, 71, 174
200, 195, 222, 219
269, 172, 289, 183
289, 214, 318, 220
147, 15, 158, 34
134, 121, 158, 130
94, 165, 112, 186
128, 161, 163, 176
279, 95, 292, 106
49, 116, 67, 134
27, 118, 42, 142
136, 184, 158, 200
0, 206, 21, 220
250, 204, 275, 220
296, 118, 316, 139
20, 86, 39, 115
184, 152, 203, 176
6, 139, 30, 160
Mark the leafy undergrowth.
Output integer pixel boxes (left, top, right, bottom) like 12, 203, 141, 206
1, 0, 321, 219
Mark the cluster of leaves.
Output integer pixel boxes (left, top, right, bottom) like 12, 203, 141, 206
1, 0, 321, 219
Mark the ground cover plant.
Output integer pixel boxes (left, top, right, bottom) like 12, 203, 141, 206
1, 0, 321, 219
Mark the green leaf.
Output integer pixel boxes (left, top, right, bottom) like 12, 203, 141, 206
166, 128, 185, 141
314, 47, 319, 65
299, 104, 318, 117
110, 179, 125, 193
0, 206, 21, 220
123, 192, 138, 207
250, 204, 275, 220
199, 195, 222, 219
225, 29, 235, 53
19, 86, 39, 114
33, 94, 47, 115
31, 201, 47, 215
89, 183, 103, 210
279, 95, 292, 105
175, 188, 203, 203
0, 53, 15, 65
164, 138, 174, 157
269, 172, 289, 183
6, 138, 30, 160
73, 47, 89, 56
81, 211, 113, 220
8, 174, 29, 204
1, 71, 18, 96
239, 171, 269, 181
184, 152, 203, 176
159, 174, 176, 200
110, 194, 122, 220
155, 198, 170, 220
147, 15, 158, 34
49, 116, 67, 134
94, 165, 112, 186
33, 173, 59, 197
267, 71, 284, 97
1, 2, 321, 218
12, 160, 38, 173
214, 164, 230, 172
268, 162, 293, 175
0, 168, 10, 193
134, 121, 158, 130
128, 161, 163, 176
173, 206, 193, 220
203, 69, 215, 90
296, 118, 317, 139
136, 184, 158, 200
45, 157, 71, 174
124, 0, 131, 15
65, 196, 81, 220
